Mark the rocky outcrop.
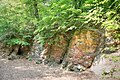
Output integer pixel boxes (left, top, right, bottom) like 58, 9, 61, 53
0, 28, 104, 72
0, 43, 10, 58
41, 35, 68, 66
27, 40, 43, 62
63, 30, 102, 71
0, 42, 30, 60
39, 29, 104, 71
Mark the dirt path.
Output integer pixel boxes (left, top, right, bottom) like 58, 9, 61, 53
0, 50, 120, 80
0, 56, 98, 80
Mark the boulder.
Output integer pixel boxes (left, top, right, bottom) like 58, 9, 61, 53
27, 40, 43, 62
41, 29, 104, 70
43, 35, 67, 65
65, 29, 102, 70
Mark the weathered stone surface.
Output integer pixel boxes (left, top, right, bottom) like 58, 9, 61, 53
41, 29, 103, 70
28, 40, 43, 61
0, 43, 22, 60
19, 29, 104, 71
65, 29, 102, 70
8, 46, 20, 60
0, 43, 12, 58
44, 35, 67, 64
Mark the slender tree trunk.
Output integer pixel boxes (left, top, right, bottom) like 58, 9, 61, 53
33, 0, 39, 19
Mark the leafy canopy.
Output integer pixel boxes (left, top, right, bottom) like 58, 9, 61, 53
0, 0, 119, 46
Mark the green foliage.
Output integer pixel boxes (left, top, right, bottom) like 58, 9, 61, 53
0, 0, 35, 46
5, 38, 30, 46
0, 0, 119, 47
34, 0, 91, 45
84, 0, 120, 41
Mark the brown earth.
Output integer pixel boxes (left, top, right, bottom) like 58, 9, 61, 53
0, 48, 120, 80
0, 56, 98, 80
0, 37, 99, 80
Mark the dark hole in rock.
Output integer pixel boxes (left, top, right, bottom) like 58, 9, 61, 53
17, 47, 22, 55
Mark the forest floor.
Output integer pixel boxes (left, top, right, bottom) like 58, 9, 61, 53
0, 50, 120, 80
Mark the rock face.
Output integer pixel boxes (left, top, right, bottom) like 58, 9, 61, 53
0, 43, 30, 60
28, 40, 43, 61
0, 43, 10, 58
40, 29, 103, 71
42, 35, 67, 65
64, 30, 102, 71
0, 43, 16, 59
0, 28, 104, 72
